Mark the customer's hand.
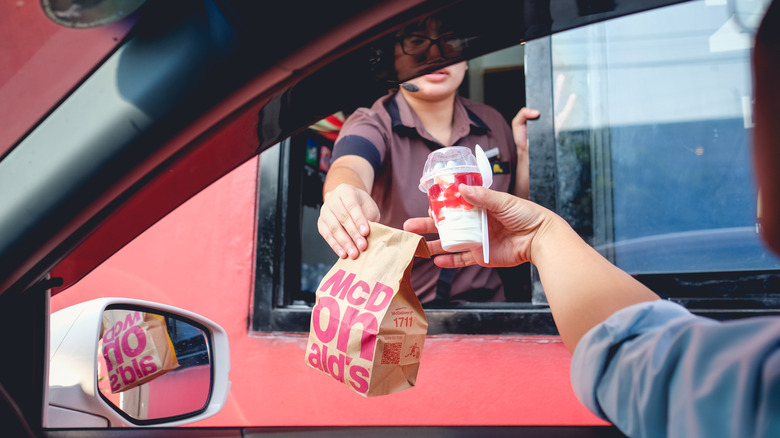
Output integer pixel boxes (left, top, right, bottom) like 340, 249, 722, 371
404, 185, 554, 268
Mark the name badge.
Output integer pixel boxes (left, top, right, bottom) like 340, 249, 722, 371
491, 161, 511, 175
482, 147, 509, 174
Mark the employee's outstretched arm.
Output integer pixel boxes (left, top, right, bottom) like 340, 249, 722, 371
318, 155, 379, 259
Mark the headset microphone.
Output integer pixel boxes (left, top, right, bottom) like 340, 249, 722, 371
401, 83, 420, 92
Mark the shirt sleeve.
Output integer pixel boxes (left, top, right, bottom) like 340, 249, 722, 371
331, 108, 388, 174
571, 299, 780, 438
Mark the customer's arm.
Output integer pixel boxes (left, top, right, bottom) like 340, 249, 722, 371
404, 185, 659, 352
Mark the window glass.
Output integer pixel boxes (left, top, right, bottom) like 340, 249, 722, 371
297, 131, 339, 302
550, 0, 780, 274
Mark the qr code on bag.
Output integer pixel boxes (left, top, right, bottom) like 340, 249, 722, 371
381, 342, 402, 364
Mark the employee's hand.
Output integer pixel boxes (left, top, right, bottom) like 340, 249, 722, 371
404, 185, 554, 268
512, 107, 540, 154
511, 107, 539, 199
318, 183, 381, 259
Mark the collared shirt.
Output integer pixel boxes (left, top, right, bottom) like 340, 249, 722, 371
571, 299, 780, 438
332, 91, 516, 303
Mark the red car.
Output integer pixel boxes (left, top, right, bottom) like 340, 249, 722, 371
1, 0, 775, 436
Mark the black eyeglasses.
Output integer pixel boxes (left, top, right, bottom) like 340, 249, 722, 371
398, 33, 463, 59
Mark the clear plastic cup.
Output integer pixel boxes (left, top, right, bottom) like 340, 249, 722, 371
418, 147, 484, 252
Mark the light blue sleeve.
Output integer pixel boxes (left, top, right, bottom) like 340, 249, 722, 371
570, 300, 780, 438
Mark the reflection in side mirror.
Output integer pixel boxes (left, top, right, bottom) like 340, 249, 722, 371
48, 298, 230, 428
98, 309, 211, 422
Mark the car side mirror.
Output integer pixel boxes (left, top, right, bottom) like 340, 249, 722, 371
40, 0, 146, 28
46, 298, 230, 427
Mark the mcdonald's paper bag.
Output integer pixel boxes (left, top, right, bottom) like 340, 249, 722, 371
305, 222, 431, 397
101, 310, 180, 393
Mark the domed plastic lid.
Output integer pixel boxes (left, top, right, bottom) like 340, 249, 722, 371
418, 146, 479, 192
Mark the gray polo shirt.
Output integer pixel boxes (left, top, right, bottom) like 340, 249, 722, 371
332, 91, 516, 304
